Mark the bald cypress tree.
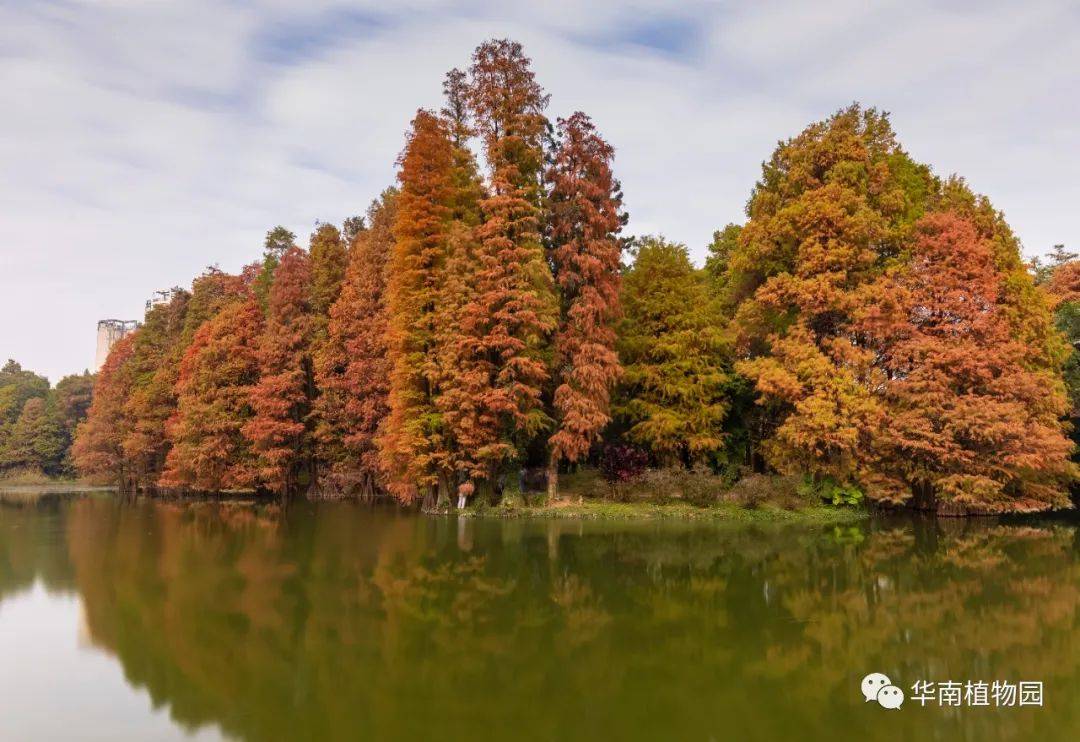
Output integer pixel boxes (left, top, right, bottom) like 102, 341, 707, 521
313, 191, 397, 497
857, 212, 1075, 512
544, 112, 625, 498
244, 246, 316, 497
732, 105, 936, 485
161, 299, 263, 492
450, 39, 557, 498
73, 335, 137, 488
382, 111, 457, 504
309, 222, 347, 333
121, 289, 189, 489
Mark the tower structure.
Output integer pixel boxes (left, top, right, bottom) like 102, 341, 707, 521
94, 319, 139, 371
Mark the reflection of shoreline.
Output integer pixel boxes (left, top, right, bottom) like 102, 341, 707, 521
5, 498, 1080, 741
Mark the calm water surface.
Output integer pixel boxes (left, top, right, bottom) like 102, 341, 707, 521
2, 493, 1080, 741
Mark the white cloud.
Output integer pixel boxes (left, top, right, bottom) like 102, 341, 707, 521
1, 0, 1078, 383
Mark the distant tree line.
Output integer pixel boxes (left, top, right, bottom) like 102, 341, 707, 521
72, 39, 1078, 514
0, 360, 94, 478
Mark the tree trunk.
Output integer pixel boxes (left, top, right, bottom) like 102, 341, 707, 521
546, 452, 559, 502
436, 472, 452, 510
421, 485, 437, 512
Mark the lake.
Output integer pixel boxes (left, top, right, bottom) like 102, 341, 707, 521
2, 492, 1079, 741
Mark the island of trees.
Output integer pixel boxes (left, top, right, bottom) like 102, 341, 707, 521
55, 39, 1080, 515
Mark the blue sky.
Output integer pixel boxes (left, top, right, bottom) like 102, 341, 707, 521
2, 0, 1078, 383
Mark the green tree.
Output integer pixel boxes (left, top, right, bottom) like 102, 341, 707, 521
253, 226, 297, 311
0, 359, 49, 427
1, 397, 65, 475
616, 237, 732, 465
50, 371, 96, 474
309, 222, 347, 327
705, 223, 742, 302
341, 216, 366, 249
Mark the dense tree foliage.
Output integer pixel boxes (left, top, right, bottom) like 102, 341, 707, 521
309, 223, 348, 332
382, 111, 459, 503
313, 191, 397, 497
51, 372, 95, 459
253, 226, 297, 311
0, 360, 49, 427
1, 397, 65, 474
121, 289, 190, 488
616, 238, 732, 466
73, 336, 136, 486
71, 42, 1076, 514
544, 112, 626, 496
732, 106, 937, 487
160, 299, 263, 492
857, 212, 1074, 511
1044, 253, 1080, 452
446, 39, 557, 493
244, 246, 317, 497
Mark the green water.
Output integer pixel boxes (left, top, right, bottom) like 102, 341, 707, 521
2, 494, 1080, 741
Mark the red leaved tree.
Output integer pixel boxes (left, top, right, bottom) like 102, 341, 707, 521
72, 334, 137, 488
243, 246, 316, 497
448, 39, 557, 497
544, 111, 625, 498
314, 190, 397, 497
859, 211, 1075, 512
121, 290, 189, 489
160, 298, 263, 492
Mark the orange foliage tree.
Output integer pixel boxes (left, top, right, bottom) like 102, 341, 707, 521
381, 111, 458, 504
121, 290, 189, 489
732, 105, 937, 487
314, 191, 397, 497
544, 111, 625, 497
160, 299, 263, 492
447, 39, 557, 496
243, 246, 316, 497
73, 335, 137, 487
857, 212, 1075, 512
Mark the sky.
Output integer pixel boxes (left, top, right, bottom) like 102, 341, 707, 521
2, 0, 1078, 384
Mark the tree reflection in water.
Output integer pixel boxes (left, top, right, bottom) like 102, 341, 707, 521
2, 497, 1080, 741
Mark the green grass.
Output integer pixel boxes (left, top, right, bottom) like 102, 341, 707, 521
463, 497, 867, 524
0, 479, 115, 505
450, 467, 869, 523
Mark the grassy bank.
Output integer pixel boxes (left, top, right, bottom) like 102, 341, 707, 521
0, 479, 116, 505
464, 498, 867, 524
454, 468, 868, 524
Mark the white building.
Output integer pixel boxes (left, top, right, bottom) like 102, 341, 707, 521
94, 319, 139, 371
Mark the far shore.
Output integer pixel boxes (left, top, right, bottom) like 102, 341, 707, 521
455, 498, 869, 524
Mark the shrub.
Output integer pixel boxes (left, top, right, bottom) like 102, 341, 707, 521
634, 464, 729, 506
798, 476, 865, 507
598, 444, 649, 499
725, 475, 807, 510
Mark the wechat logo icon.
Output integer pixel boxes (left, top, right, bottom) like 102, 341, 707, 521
862, 672, 904, 710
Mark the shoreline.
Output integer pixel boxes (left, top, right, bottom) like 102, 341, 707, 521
453, 499, 869, 524
9, 483, 1072, 524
